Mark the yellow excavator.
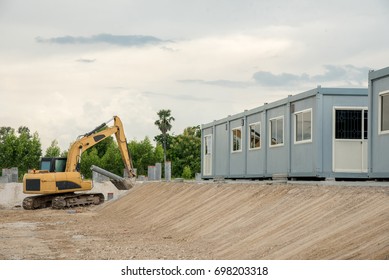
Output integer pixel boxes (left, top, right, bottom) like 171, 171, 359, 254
22, 116, 136, 210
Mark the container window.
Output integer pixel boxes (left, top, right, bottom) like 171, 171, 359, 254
381, 93, 389, 132
269, 117, 284, 146
203, 135, 212, 176
295, 110, 312, 143
204, 135, 212, 155
249, 123, 261, 149
231, 128, 242, 152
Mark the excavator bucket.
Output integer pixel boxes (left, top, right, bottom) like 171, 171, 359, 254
91, 165, 135, 190
110, 178, 134, 190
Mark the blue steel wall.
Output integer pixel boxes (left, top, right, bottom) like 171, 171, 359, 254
229, 118, 246, 176
215, 123, 229, 176
246, 112, 266, 177
369, 68, 389, 177
266, 105, 288, 176
290, 96, 316, 175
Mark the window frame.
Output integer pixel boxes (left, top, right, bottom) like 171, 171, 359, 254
269, 116, 284, 148
248, 122, 261, 150
231, 126, 243, 153
204, 134, 212, 156
379, 90, 389, 135
294, 108, 313, 144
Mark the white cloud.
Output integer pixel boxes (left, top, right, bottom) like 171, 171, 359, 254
1, 0, 389, 153
36, 34, 168, 46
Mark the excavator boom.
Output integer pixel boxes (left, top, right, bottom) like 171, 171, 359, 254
65, 116, 135, 177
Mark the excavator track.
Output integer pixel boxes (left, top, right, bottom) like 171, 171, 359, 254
23, 193, 105, 210
52, 193, 105, 209
22, 194, 57, 210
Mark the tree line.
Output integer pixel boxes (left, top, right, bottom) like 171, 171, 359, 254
0, 110, 201, 180
0, 126, 42, 178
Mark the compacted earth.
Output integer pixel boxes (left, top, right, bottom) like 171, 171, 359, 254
0, 181, 388, 260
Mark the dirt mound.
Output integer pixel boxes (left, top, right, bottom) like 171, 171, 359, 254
0, 181, 387, 259
95, 182, 389, 259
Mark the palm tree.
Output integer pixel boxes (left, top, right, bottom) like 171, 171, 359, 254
154, 109, 175, 166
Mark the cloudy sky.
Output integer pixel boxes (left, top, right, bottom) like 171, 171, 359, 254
1, 0, 388, 152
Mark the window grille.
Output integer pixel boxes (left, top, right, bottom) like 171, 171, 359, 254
335, 110, 368, 139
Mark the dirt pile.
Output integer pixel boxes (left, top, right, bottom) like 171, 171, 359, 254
0, 181, 388, 259
94, 182, 389, 259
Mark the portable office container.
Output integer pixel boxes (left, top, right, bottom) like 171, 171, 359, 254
201, 87, 368, 180
368, 66, 389, 178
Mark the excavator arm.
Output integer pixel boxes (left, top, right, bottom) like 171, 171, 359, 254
65, 116, 135, 178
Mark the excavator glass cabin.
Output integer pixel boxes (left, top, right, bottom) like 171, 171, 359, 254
40, 157, 67, 172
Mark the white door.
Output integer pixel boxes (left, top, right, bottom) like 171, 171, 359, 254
203, 135, 212, 176
333, 108, 368, 173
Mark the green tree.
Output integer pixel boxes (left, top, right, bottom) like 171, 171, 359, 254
0, 127, 14, 141
24, 131, 42, 174
45, 139, 61, 157
153, 133, 173, 152
15, 128, 42, 177
80, 148, 101, 179
0, 126, 42, 178
182, 166, 192, 179
154, 144, 164, 165
100, 141, 123, 176
60, 150, 68, 158
154, 109, 175, 167
93, 135, 115, 158
0, 127, 17, 170
168, 126, 201, 178
79, 139, 127, 179
183, 125, 201, 138
77, 135, 117, 178
128, 137, 163, 176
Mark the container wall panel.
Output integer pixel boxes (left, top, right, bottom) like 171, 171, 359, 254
229, 118, 246, 176
370, 68, 389, 176
290, 97, 316, 175
215, 123, 229, 176
246, 113, 265, 176
266, 105, 288, 175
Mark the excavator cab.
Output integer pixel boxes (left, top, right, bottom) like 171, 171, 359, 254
40, 157, 67, 172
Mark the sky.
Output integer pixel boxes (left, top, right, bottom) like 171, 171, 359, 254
1, 0, 388, 152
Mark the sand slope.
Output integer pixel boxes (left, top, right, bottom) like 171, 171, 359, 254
96, 182, 389, 259
0, 181, 388, 259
